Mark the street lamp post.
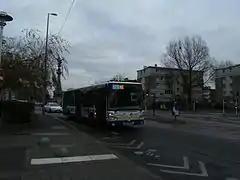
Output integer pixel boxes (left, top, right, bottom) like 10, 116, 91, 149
0, 11, 13, 101
43, 12, 57, 104
0, 11, 13, 67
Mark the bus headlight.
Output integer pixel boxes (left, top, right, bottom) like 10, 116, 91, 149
107, 111, 115, 117
107, 111, 117, 120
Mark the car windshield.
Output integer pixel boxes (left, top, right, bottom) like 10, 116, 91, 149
48, 103, 59, 106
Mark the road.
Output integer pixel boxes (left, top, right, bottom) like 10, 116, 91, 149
50, 112, 240, 180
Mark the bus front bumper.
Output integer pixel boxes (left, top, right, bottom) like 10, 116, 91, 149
107, 120, 145, 126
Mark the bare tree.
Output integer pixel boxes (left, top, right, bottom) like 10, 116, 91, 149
161, 36, 215, 106
1, 29, 70, 100
111, 73, 128, 81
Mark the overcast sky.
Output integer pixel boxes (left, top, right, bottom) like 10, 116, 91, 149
2, 0, 240, 89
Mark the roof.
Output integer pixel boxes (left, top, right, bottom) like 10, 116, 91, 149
215, 64, 240, 71
137, 66, 203, 73
63, 81, 142, 93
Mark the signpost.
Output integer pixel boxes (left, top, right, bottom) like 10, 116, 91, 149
235, 91, 239, 115
192, 100, 196, 112
222, 99, 225, 114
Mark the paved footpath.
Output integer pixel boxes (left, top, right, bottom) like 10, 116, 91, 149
0, 110, 160, 180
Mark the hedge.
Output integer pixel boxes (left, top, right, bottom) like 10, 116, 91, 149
0, 100, 35, 124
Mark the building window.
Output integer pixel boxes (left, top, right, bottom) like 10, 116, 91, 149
160, 76, 163, 80
223, 69, 225, 73
165, 90, 172, 94
177, 88, 179, 91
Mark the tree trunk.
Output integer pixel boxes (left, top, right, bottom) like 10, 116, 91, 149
187, 70, 192, 110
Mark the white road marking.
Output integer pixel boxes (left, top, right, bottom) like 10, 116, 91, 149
102, 136, 120, 140
226, 178, 239, 180
147, 156, 189, 169
32, 132, 70, 136
106, 140, 136, 146
31, 154, 118, 165
136, 141, 144, 149
159, 161, 208, 177
112, 141, 144, 149
31, 158, 62, 165
147, 149, 157, 152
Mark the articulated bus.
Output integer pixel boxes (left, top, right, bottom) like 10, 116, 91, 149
62, 81, 145, 126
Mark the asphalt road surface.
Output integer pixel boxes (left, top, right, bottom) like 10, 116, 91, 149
49, 112, 240, 180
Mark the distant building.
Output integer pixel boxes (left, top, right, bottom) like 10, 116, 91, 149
137, 64, 203, 107
202, 86, 216, 103
215, 64, 240, 106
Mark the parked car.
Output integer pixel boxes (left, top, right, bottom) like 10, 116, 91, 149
43, 102, 63, 113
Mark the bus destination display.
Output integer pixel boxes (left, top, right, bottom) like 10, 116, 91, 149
112, 84, 124, 90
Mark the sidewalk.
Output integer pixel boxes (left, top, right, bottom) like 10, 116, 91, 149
0, 111, 160, 180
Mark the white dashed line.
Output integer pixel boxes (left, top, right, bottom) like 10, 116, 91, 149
31, 154, 118, 165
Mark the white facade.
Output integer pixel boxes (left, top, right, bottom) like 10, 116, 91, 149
137, 65, 203, 102
215, 64, 240, 98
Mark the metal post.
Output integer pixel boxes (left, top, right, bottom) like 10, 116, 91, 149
235, 98, 238, 115
0, 22, 6, 101
0, 22, 4, 66
43, 13, 50, 104
222, 100, 225, 114
193, 101, 195, 112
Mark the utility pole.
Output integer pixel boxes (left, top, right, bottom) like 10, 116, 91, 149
55, 57, 62, 98
43, 12, 57, 104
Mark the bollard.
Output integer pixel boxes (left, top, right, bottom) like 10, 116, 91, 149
38, 137, 51, 148
54, 147, 69, 157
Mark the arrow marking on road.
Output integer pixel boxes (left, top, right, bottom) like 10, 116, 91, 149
147, 156, 189, 169
102, 136, 120, 140
159, 161, 208, 177
136, 141, 144, 149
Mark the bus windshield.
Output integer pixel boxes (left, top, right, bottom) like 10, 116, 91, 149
107, 84, 143, 110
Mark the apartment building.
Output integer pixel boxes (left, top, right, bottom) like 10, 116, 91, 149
137, 64, 203, 106
215, 64, 240, 105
